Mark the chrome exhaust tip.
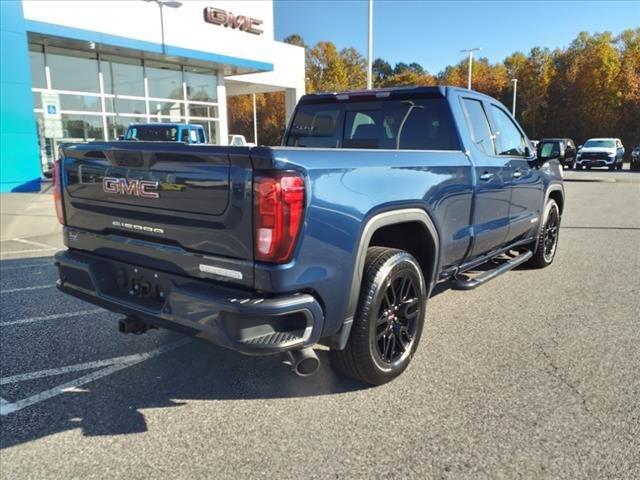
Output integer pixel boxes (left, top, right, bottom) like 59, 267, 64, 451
286, 347, 320, 377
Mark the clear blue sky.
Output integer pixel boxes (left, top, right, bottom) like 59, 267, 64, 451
274, 0, 640, 74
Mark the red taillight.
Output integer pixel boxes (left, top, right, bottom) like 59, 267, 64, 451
254, 172, 305, 263
52, 160, 64, 224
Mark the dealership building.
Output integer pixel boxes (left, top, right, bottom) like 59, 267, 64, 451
0, 0, 305, 192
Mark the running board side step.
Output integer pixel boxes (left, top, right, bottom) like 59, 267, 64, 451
451, 250, 533, 290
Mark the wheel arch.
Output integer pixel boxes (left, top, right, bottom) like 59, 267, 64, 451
533, 184, 564, 254
329, 208, 440, 350
548, 186, 565, 215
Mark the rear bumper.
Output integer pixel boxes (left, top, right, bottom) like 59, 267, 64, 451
54, 249, 324, 355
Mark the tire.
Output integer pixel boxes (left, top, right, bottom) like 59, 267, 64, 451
617, 163, 623, 171
576, 164, 582, 170
330, 247, 427, 385
527, 199, 560, 269
609, 165, 615, 171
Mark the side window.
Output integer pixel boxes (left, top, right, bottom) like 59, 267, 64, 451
490, 105, 526, 156
461, 98, 495, 154
198, 129, 205, 143
392, 100, 458, 150
189, 129, 198, 143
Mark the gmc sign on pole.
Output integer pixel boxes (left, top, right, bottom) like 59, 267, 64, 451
203, 7, 263, 35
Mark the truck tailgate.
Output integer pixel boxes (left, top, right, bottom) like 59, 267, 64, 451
60, 142, 254, 284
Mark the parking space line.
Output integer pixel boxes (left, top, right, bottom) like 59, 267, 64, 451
12, 238, 58, 250
0, 350, 168, 385
0, 309, 104, 326
0, 397, 17, 415
0, 338, 193, 416
0, 262, 54, 271
0, 248, 57, 258
0, 284, 56, 294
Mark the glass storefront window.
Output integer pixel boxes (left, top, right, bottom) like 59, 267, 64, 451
48, 47, 99, 93
29, 43, 223, 162
146, 61, 182, 100
149, 100, 184, 119
185, 66, 217, 102
34, 112, 54, 171
101, 55, 144, 97
107, 116, 143, 139
61, 114, 104, 140
188, 104, 219, 118
105, 98, 147, 115
29, 44, 46, 89
60, 94, 102, 112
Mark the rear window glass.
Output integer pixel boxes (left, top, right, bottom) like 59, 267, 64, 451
126, 125, 178, 141
285, 98, 459, 150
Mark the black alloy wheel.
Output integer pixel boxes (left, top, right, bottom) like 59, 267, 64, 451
527, 199, 560, 268
374, 273, 420, 364
542, 206, 559, 263
330, 247, 427, 385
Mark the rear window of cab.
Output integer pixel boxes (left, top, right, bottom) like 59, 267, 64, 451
286, 98, 460, 151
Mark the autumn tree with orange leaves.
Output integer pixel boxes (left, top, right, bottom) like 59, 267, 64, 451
228, 29, 639, 152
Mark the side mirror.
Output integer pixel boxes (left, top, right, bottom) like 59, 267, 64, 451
525, 145, 535, 158
118, 135, 125, 140
577, 145, 583, 150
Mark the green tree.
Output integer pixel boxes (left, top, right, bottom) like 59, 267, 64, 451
373, 58, 393, 86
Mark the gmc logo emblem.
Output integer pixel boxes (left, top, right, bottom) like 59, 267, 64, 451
203, 7, 263, 35
102, 177, 159, 199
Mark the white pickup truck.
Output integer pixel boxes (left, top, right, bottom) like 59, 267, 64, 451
228, 134, 256, 147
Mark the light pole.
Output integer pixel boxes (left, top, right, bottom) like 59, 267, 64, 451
144, 0, 183, 55
252, 92, 258, 145
511, 78, 518, 116
367, 0, 373, 89
460, 47, 481, 90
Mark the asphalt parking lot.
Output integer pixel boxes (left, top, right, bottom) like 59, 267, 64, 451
1, 170, 639, 479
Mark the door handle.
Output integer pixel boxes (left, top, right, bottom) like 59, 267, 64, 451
479, 172, 494, 182
513, 169, 524, 179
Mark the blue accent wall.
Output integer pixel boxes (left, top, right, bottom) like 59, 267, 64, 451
1, 1, 41, 192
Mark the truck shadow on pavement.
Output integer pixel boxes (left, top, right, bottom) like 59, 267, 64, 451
0, 326, 367, 449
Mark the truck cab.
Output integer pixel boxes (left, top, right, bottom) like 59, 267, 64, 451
122, 123, 207, 144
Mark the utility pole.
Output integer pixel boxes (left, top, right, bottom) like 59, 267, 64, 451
367, 0, 373, 89
511, 79, 518, 116
460, 47, 481, 90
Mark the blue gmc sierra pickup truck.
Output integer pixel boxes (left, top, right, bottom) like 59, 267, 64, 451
54, 86, 564, 385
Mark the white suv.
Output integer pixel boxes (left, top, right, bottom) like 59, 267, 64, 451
576, 138, 625, 171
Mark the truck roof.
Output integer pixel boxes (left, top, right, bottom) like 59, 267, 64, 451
298, 85, 488, 104
127, 123, 202, 127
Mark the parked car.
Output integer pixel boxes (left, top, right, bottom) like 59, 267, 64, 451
537, 138, 577, 169
228, 134, 255, 147
630, 144, 640, 171
120, 123, 207, 144
576, 138, 624, 170
53, 86, 564, 385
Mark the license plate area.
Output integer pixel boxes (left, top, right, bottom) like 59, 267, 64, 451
100, 262, 172, 311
